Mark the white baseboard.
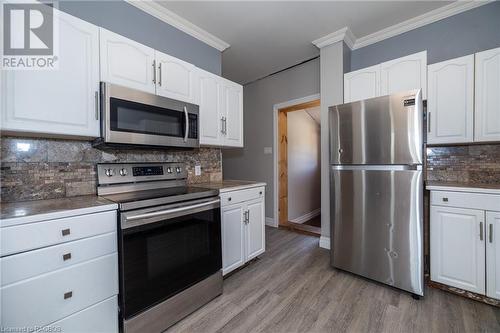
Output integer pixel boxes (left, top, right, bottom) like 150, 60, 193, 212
289, 208, 321, 224
319, 236, 331, 250
265, 217, 277, 227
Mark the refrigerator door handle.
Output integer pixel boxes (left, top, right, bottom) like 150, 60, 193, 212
331, 165, 422, 171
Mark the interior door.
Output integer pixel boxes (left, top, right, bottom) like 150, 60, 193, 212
430, 206, 485, 294
427, 55, 474, 144
487, 211, 500, 300
99, 28, 155, 94
331, 166, 423, 295
155, 50, 196, 103
221, 204, 245, 275
475, 47, 500, 142
246, 197, 265, 261
2, 9, 100, 137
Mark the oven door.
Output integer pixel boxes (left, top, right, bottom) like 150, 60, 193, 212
101, 82, 199, 148
119, 198, 221, 319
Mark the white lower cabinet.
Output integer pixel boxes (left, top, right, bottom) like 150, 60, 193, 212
1, 209, 119, 331
487, 211, 500, 299
430, 189, 500, 300
221, 186, 265, 275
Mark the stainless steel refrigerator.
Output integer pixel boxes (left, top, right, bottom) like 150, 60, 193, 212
329, 89, 424, 297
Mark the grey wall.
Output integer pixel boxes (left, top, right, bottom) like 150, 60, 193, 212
351, 1, 500, 71
223, 58, 320, 218
59, 1, 221, 75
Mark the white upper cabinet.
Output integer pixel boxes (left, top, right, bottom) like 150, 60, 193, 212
1, 9, 100, 138
427, 55, 475, 144
155, 51, 196, 103
380, 51, 427, 98
221, 80, 244, 147
487, 211, 500, 300
475, 47, 500, 142
99, 28, 155, 94
344, 64, 381, 103
198, 69, 223, 146
430, 205, 485, 294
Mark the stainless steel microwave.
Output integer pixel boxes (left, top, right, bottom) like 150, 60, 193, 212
94, 82, 199, 149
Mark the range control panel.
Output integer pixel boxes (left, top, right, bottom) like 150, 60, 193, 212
97, 163, 187, 185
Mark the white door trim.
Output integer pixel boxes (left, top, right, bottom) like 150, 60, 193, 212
272, 94, 321, 229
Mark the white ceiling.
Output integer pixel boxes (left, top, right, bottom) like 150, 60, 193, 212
157, 1, 453, 85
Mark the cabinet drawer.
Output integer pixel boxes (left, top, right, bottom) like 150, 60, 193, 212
1, 253, 118, 328
1, 232, 117, 286
430, 191, 500, 211
220, 187, 265, 207
47, 296, 118, 333
1, 210, 117, 256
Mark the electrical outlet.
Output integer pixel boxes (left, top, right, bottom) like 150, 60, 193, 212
195, 165, 201, 176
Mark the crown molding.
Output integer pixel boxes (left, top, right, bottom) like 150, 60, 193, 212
313, 1, 492, 50
124, 0, 230, 52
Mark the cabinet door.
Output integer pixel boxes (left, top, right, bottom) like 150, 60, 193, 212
344, 64, 381, 103
222, 81, 244, 147
430, 206, 485, 294
427, 55, 474, 144
99, 28, 155, 94
1, 10, 100, 138
246, 197, 265, 261
198, 69, 223, 146
380, 51, 427, 98
221, 203, 245, 275
486, 211, 500, 300
155, 51, 196, 103
475, 47, 500, 142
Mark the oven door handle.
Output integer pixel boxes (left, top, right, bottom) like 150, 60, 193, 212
184, 106, 189, 142
124, 199, 220, 222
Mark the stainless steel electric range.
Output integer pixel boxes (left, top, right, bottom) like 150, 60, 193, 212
97, 162, 222, 333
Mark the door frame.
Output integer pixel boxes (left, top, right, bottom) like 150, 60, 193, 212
272, 94, 320, 228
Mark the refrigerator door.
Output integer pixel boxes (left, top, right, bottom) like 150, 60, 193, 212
329, 89, 422, 165
330, 165, 423, 295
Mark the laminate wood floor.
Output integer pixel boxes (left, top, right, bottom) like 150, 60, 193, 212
166, 227, 500, 333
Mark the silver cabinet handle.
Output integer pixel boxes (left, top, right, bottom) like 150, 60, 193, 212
61, 228, 70, 236
480, 222, 484, 241
442, 197, 448, 202
94, 91, 99, 120
427, 111, 431, 133
224, 117, 227, 135
64, 291, 73, 299
63, 253, 72, 261
490, 224, 493, 243
221, 117, 225, 134
184, 106, 189, 142
152, 60, 156, 84
247, 209, 250, 224
158, 63, 162, 86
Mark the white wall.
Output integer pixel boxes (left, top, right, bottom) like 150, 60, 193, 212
287, 109, 321, 222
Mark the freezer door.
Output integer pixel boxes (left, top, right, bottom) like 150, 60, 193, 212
330, 165, 423, 295
329, 89, 422, 165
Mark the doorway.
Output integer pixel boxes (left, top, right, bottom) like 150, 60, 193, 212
276, 98, 321, 236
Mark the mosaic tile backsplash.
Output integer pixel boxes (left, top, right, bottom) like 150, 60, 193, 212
427, 144, 500, 184
0, 136, 222, 202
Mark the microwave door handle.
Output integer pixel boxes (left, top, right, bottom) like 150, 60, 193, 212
184, 106, 189, 142
124, 199, 220, 222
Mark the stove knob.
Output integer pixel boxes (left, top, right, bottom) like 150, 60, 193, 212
119, 168, 128, 176
105, 168, 115, 177
176, 167, 181, 173
167, 167, 172, 174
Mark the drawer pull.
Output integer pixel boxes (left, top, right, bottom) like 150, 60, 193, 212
64, 291, 73, 299
61, 228, 71, 236
259, 191, 263, 195
63, 253, 72, 261
228, 197, 232, 202
442, 197, 448, 202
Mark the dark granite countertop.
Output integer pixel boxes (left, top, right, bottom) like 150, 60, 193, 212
426, 181, 500, 194
1, 195, 117, 227
195, 180, 267, 193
